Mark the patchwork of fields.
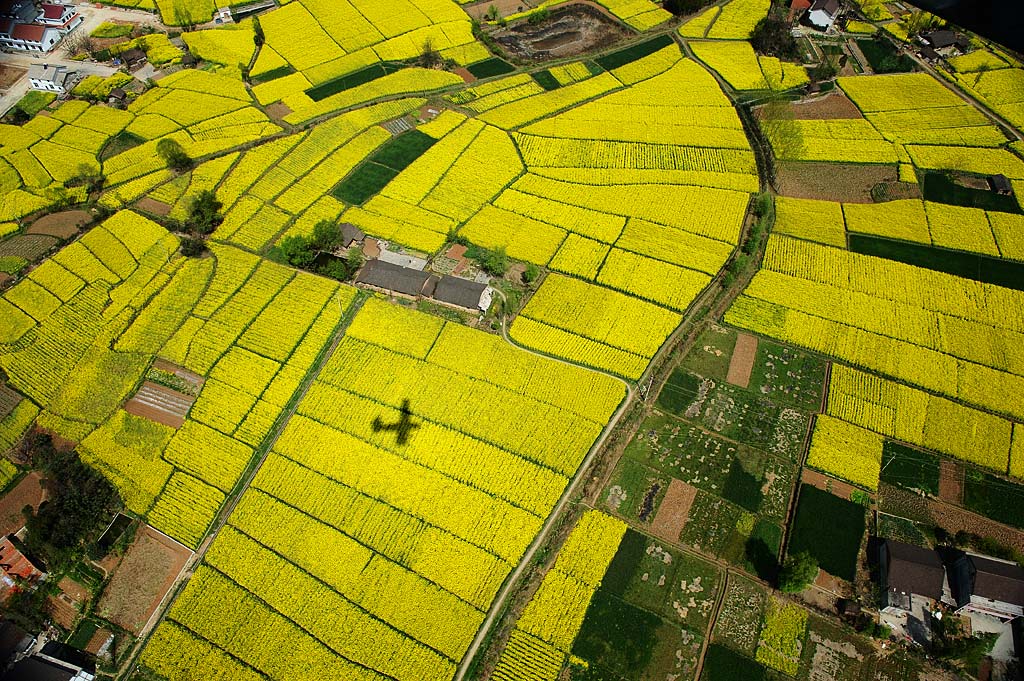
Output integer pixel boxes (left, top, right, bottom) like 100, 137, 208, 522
2, 0, 1024, 679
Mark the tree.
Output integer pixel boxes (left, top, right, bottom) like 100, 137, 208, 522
345, 245, 365, 273
63, 30, 94, 59
522, 263, 539, 284
277, 235, 316, 268
810, 54, 839, 82
186, 190, 223, 235
66, 163, 105, 193
180, 236, 206, 257
778, 551, 818, 593
156, 138, 191, 171
481, 246, 508, 276
750, 15, 799, 60
310, 220, 341, 251
419, 38, 442, 68
485, 4, 501, 21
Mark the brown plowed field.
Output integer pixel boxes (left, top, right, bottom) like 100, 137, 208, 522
649, 479, 697, 542
28, 210, 91, 238
97, 525, 192, 634
0, 472, 45, 536
123, 382, 195, 429
726, 333, 757, 388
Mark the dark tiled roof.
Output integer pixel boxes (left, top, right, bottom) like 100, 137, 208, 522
971, 555, 1024, 606
356, 259, 435, 297
1, 657, 75, 681
924, 30, 957, 49
810, 0, 840, 15
434, 275, 486, 309
340, 222, 364, 245
884, 540, 945, 600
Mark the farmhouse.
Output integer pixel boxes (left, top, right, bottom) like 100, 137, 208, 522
949, 552, 1024, 621
920, 29, 969, 56
807, 0, 841, 31
2, 640, 96, 680
434, 275, 492, 312
0, 535, 45, 586
0, 0, 79, 52
356, 259, 438, 298
788, 0, 811, 22
28, 64, 77, 93
340, 222, 365, 250
879, 540, 946, 613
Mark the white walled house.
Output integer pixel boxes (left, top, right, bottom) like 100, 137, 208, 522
28, 63, 77, 93
808, 0, 841, 30
0, 0, 80, 52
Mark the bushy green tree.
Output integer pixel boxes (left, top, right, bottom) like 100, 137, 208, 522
779, 551, 818, 593
156, 138, 191, 171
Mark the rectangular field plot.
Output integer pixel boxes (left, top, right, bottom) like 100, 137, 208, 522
656, 368, 810, 461
570, 531, 721, 681
786, 484, 866, 582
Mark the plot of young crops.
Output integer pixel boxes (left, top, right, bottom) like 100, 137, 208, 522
140, 299, 626, 679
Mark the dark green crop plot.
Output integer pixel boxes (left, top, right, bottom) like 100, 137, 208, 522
963, 469, 1024, 529
572, 590, 662, 677
879, 441, 940, 496
596, 34, 673, 71
305, 62, 404, 101
702, 644, 767, 681
531, 69, 561, 91
922, 171, 1021, 214
787, 484, 865, 582
331, 130, 436, 204
723, 458, 764, 513
467, 57, 516, 78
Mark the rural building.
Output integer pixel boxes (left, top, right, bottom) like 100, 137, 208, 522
356, 259, 438, 298
788, 0, 811, 22
879, 540, 946, 614
0, 535, 45, 586
950, 552, 1024, 621
340, 223, 365, 249
807, 0, 841, 30
107, 87, 127, 105
433, 276, 492, 312
116, 47, 147, 67
28, 64, 77, 93
990, 174, 1013, 195
0, 621, 32, 667
377, 247, 428, 271
2, 641, 96, 680
920, 29, 969, 56
0, 0, 79, 52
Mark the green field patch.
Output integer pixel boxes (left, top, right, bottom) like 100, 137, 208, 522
855, 37, 915, 73
603, 457, 670, 525
744, 519, 782, 582
922, 171, 1022, 214
331, 130, 436, 205
800, 614, 879, 681
746, 339, 827, 412
573, 590, 662, 676
596, 34, 673, 71
713, 575, 766, 656
963, 468, 1024, 529
679, 325, 736, 382
467, 57, 516, 79
531, 70, 561, 91
722, 458, 763, 512
656, 372, 809, 461
601, 528, 647, 596
877, 512, 931, 548
681, 491, 741, 555
250, 65, 296, 84
702, 643, 768, 681
15, 91, 56, 117
787, 484, 865, 582
879, 441, 940, 496
100, 130, 146, 162
305, 62, 404, 101
848, 233, 1024, 292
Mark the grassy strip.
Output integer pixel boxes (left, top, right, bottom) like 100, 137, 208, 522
595, 34, 673, 71
305, 62, 403, 102
531, 70, 561, 91
331, 130, 436, 204
250, 65, 295, 84
847, 233, 1024, 291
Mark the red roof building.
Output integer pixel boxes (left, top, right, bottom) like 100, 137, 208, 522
789, 0, 812, 21
0, 535, 45, 583
10, 22, 43, 41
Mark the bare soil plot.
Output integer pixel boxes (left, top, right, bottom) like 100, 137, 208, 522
47, 593, 79, 629
85, 628, 113, 655
0, 65, 26, 90
265, 102, 292, 122
801, 467, 862, 502
649, 478, 697, 542
788, 92, 863, 120
134, 197, 171, 217
463, 0, 532, 20
0, 472, 45, 536
938, 460, 964, 506
0, 383, 21, 421
452, 67, 475, 83
123, 382, 195, 429
725, 333, 758, 388
493, 4, 628, 61
28, 210, 91, 238
152, 359, 204, 391
776, 162, 896, 203
928, 500, 1024, 554
872, 181, 922, 202
97, 524, 192, 634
